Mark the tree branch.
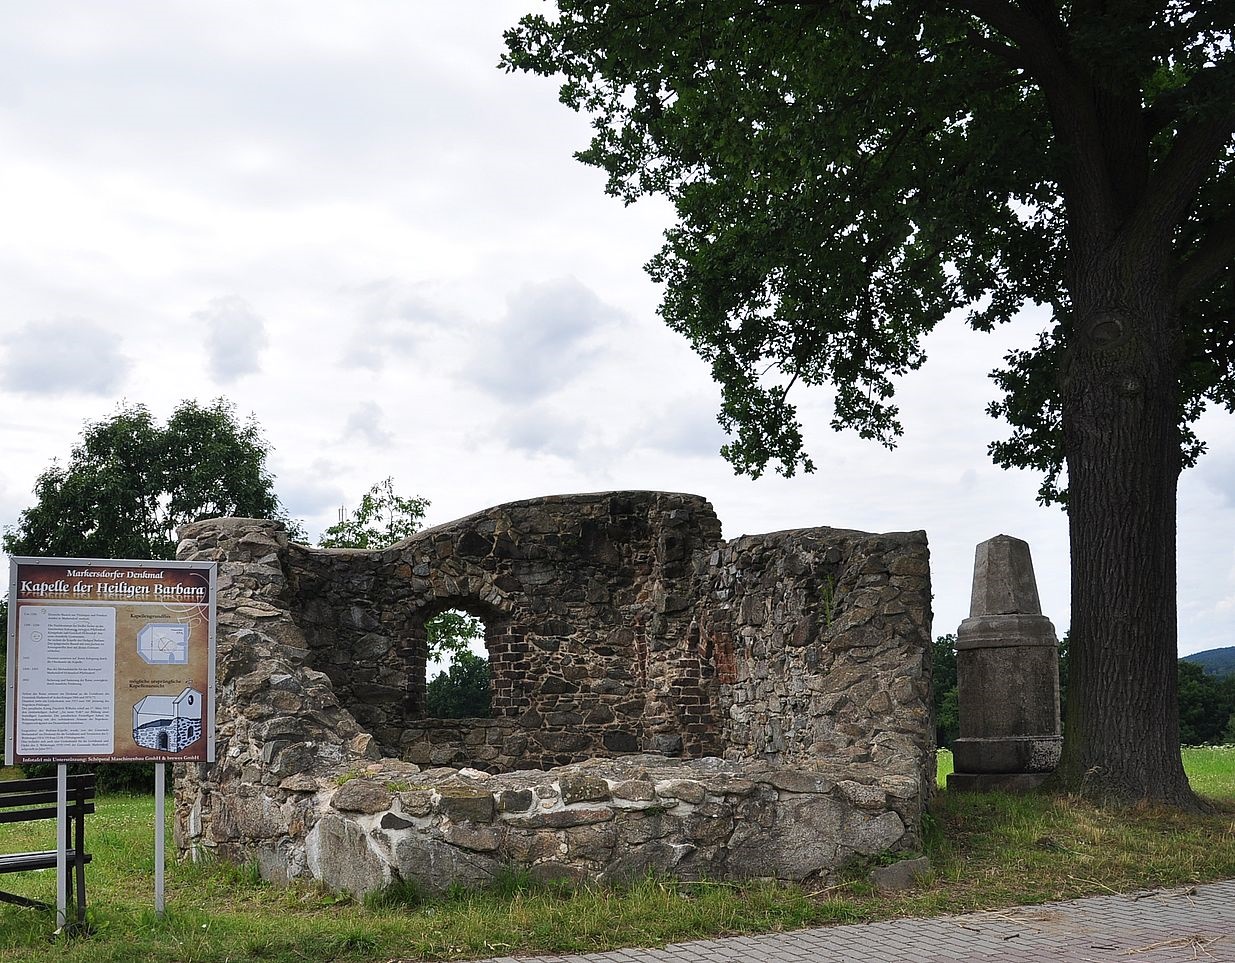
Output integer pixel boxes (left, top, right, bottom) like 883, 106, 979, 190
947, 1, 1117, 238
963, 27, 1028, 70
1146, 59, 1235, 138
947, 0, 1066, 79
1131, 116, 1235, 238
1179, 212, 1235, 303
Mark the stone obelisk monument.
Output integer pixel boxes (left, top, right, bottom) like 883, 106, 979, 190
947, 535, 1062, 792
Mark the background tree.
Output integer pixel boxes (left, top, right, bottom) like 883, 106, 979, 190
4, 399, 292, 561
1177, 660, 1235, 746
318, 477, 429, 550
933, 634, 960, 748
505, 1, 1235, 806
426, 651, 492, 719
321, 480, 486, 713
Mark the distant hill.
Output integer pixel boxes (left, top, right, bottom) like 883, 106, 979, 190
1182, 646, 1235, 677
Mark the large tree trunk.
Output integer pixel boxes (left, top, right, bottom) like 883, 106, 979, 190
1051, 239, 1198, 807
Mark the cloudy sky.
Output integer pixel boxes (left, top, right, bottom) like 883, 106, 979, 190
1, 2, 1232, 654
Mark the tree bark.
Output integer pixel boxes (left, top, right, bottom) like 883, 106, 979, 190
1051, 238, 1199, 808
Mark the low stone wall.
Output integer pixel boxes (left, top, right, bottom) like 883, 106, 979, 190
174, 493, 934, 895
283, 755, 919, 896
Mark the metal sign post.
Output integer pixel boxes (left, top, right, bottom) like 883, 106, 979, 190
154, 763, 165, 916
55, 763, 67, 931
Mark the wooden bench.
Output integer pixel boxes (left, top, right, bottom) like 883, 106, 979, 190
0, 774, 95, 926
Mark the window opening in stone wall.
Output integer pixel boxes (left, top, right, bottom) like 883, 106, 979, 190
424, 608, 491, 718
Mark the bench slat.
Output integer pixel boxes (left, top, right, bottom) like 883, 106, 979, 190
0, 776, 96, 798
0, 803, 95, 825
0, 851, 93, 873
0, 789, 96, 809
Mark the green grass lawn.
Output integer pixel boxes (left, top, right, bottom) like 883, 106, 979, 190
0, 751, 1230, 963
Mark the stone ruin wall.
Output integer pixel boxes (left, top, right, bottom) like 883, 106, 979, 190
174, 491, 934, 896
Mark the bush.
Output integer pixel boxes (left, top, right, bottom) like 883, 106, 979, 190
18, 761, 161, 794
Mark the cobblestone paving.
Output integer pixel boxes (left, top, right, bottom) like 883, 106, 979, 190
472, 880, 1234, 963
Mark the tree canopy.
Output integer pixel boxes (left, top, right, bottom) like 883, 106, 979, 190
2, 400, 291, 792
4, 399, 290, 561
504, 2, 1233, 496
505, 1, 1235, 805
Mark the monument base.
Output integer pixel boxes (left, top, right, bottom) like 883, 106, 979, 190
946, 771, 1051, 793
952, 735, 1062, 773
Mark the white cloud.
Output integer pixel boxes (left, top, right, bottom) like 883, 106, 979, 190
0, 317, 130, 396
194, 295, 268, 383
631, 402, 728, 459
343, 401, 392, 446
495, 408, 588, 461
1196, 451, 1235, 507
341, 280, 456, 371
466, 277, 624, 403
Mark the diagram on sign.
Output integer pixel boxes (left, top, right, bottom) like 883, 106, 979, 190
132, 687, 203, 753
137, 623, 190, 665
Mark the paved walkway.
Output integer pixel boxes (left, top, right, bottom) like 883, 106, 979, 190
473, 879, 1235, 963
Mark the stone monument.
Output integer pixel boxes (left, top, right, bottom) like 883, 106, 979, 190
948, 534, 1061, 792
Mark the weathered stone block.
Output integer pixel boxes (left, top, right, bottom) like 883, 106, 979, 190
306, 814, 391, 897
392, 831, 498, 895
601, 840, 692, 883
611, 779, 656, 802
602, 730, 639, 753
952, 735, 1062, 773
435, 788, 496, 823
441, 822, 502, 852
968, 535, 1042, 616
331, 779, 392, 814
497, 789, 533, 812
870, 856, 930, 892
503, 828, 560, 862
955, 640, 1060, 737
946, 771, 1052, 793
564, 823, 618, 860
655, 780, 707, 804
559, 774, 611, 805
397, 790, 434, 817
504, 807, 614, 830
279, 774, 319, 793
528, 862, 589, 886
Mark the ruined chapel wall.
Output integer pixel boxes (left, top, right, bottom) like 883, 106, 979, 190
287, 492, 726, 769
698, 529, 934, 787
286, 546, 419, 752
173, 495, 936, 894
173, 517, 380, 875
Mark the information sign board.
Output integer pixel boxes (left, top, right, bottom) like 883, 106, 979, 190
5, 558, 216, 765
